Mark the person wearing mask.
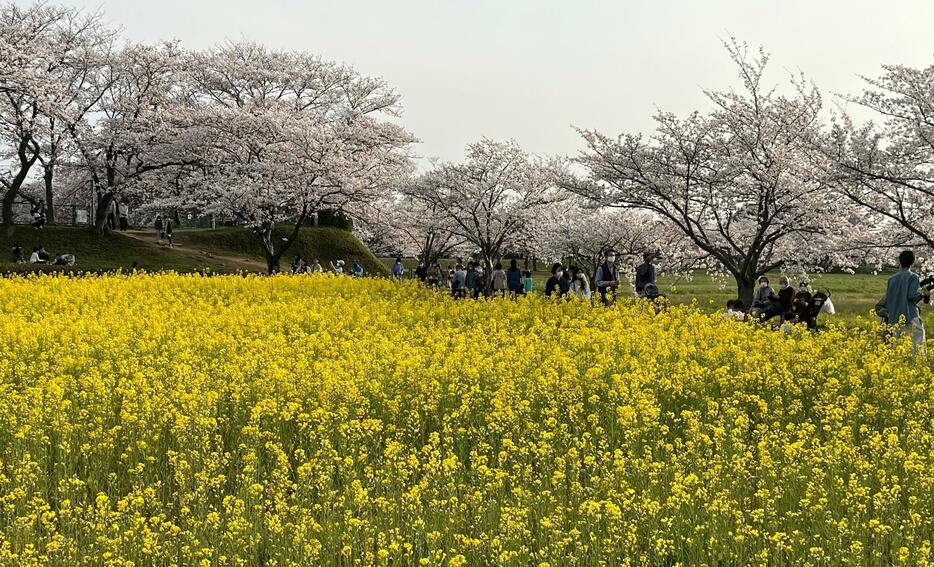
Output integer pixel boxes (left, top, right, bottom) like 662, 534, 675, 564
635, 251, 657, 296
761, 276, 796, 322
491, 262, 507, 297
544, 263, 566, 298
594, 251, 620, 305
750, 277, 774, 318
451, 263, 468, 298
885, 249, 930, 357
570, 266, 591, 300
351, 262, 364, 277
522, 270, 534, 295
11, 243, 24, 263
391, 257, 405, 281
506, 259, 523, 298
330, 259, 345, 274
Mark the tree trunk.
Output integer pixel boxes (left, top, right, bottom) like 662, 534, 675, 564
43, 164, 55, 224
736, 277, 756, 311
93, 191, 115, 234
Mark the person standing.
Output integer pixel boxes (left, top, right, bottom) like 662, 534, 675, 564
427, 262, 443, 287
570, 266, 591, 300
594, 251, 620, 305
391, 257, 405, 281
545, 263, 566, 298
465, 262, 478, 297
506, 259, 523, 298
491, 262, 507, 297
155, 214, 164, 243
11, 243, 24, 263
885, 250, 930, 357
635, 251, 657, 297
452, 263, 468, 298
163, 218, 174, 248
415, 261, 428, 283
522, 270, 534, 295
118, 206, 129, 231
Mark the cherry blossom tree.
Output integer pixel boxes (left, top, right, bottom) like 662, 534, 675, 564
64, 41, 203, 233
166, 42, 414, 273
535, 196, 696, 285
357, 193, 467, 265
403, 139, 566, 273
574, 40, 855, 306
825, 61, 934, 254
0, 2, 81, 228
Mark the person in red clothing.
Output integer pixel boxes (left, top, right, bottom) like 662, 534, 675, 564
760, 276, 796, 322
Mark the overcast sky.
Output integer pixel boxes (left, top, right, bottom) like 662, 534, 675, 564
33, 0, 934, 164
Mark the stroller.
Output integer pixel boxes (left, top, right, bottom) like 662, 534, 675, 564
791, 289, 832, 330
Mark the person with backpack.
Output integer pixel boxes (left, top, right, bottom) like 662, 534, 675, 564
594, 251, 620, 305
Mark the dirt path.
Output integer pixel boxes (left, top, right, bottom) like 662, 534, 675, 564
117, 230, 266, 271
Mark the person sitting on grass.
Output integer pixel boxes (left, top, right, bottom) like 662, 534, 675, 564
307, 259, 323, 273
750, 277, 774, 318
29, 246, 42, 264
761, 276, 796, 322
351, 262, 364, 278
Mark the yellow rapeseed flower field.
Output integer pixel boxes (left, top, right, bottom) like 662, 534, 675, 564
0, 273, 932, 566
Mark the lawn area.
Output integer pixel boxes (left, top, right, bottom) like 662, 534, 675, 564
0, 225, 238, 273
0, 225, 388, 276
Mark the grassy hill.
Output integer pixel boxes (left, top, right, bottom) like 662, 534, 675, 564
173, 226, 389, 276
0, 225, 387, 276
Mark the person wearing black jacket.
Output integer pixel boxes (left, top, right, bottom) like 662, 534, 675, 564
544, 263, 566, 298
594, 251, 620, 305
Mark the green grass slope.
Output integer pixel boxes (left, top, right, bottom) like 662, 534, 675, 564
173, 226, 389, 276
0, 225, 238, 273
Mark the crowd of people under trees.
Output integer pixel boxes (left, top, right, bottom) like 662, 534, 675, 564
384, 248, 931, 356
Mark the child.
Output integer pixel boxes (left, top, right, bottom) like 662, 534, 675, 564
780, 311, 796, 334
724, 299, 736, 318
522, 270, 533, 295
